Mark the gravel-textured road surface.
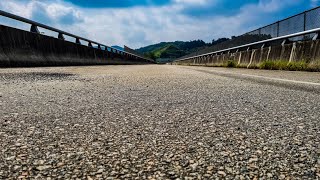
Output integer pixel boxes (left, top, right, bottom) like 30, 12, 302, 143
0, 65, 319, 179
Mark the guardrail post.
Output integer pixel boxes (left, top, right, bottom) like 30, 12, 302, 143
248, 49, 256, 68
280, 39, 288, 60
259, 44, 266, 62
207, 55, 210, 64
58, 33, 65, 40
281, 39, 287, 46
88, 42, 93, 48
221, 52, 225, 62
105, 49, 109, 58
98, 44, 101, 50
312, 33, 319, 40
289, 42, 297, 63
238, 51, 242, 65
30, 24, 40, 34
110, 49, 114, 59
76, 38, 81, 45
266, 46, 272, 61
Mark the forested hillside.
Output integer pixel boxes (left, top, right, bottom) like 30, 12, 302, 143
136, 39, 229, 61
136, 34, 271, 61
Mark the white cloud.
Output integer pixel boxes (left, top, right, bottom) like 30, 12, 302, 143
46, 3, 82, 22
173, 0, 210, 6
0, 0, 33, 18
0, 0, 305, 48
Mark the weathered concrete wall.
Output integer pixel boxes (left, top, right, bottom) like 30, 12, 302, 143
0, 25, 153, 67
174, 39, 320, 70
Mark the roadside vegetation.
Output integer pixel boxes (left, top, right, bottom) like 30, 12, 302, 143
264, 61, 320, 71
258, 60, 309, 71
176, 59, 320, 72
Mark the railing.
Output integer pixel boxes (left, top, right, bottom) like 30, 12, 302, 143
175, 27, 320, 62
0, 10, 153, 62
178, 6, 320, 61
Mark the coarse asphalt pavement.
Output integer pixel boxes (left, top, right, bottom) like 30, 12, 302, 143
0, 65, 319, 179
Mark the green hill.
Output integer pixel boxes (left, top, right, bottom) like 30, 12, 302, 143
136, 40, 209, 61
153, 44, 184, 58
136, 35, 271, 62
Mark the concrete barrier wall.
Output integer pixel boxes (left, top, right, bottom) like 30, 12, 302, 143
0, 25, 153, 67
174, 39, 320, 71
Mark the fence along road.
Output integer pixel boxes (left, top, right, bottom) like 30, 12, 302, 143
175, 27, 320, 62
246, 6, 320, 38
174, 8, 320, 71
177, 6, 320, 61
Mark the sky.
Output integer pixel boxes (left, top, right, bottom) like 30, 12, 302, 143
0, 0, 319, 48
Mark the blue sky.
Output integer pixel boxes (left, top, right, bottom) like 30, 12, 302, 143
66, 0, 172, 8
0, 0, 318, 48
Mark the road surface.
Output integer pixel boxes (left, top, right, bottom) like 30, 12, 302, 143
0, 65, 319, 179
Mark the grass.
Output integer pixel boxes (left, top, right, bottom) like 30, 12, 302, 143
259, 60, 288, 70
226, 60, 237, 68
258, 60, 308, 71
175, 59, 320, 72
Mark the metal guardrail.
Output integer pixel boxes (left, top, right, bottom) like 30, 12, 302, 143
0, 10, 152, 62
175, 28, 320, 62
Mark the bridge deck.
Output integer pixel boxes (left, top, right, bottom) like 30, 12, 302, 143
0, 65, 319, 179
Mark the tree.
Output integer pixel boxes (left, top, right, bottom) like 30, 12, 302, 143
212, 38, 230, 46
